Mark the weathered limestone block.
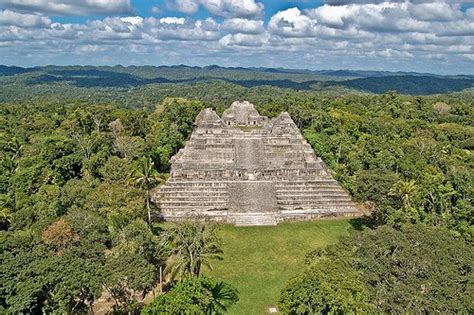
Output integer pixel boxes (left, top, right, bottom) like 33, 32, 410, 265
228, 181, 277, 213
222, 101, 266, 126
152, 101, 359, 225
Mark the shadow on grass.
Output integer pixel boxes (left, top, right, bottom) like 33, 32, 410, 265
349, 214, 376, 231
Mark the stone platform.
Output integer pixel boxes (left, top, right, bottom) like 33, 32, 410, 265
152, 101, 359, 226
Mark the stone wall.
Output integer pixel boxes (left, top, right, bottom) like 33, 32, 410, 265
152, 101, 359, 225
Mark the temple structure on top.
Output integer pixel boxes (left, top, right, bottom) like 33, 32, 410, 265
152, 101, 359, 226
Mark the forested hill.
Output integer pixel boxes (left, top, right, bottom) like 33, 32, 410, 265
0, 65, 473, 96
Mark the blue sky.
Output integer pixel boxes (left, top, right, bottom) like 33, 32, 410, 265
0, 0, 473, 74
135, 1, 324, 21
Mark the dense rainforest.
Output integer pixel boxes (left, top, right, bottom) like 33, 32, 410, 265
0, 67, 473, 313
1, 65, 474, 99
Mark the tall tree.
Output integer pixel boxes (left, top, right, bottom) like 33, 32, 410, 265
161, 220, 223, 279
141, 276, 238, 315
129, 157, 165, 225
202, 278, 240, 314
280, 225, 474, 314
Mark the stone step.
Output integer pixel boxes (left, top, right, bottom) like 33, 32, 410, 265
276, 185, 343, 189
277, 195, 352, 200
276, 183, 342, 187
231, 213, 277, 226
166, 182, 228, 187
158, 190, 229, 198
278, 204, 355, 210
159, 188, 229, 193
277, 201, 353, 206
276, 193, 349, 198
163, 185, 228, 189
275, 180, 338, 185
276, 190, 347, 195
162, 183, 227, 186
278, 191, 350, 196
161, 205, 228, 211
158, 196, 229, 200
275, 186, 342, 191
159, 196, 229, 201
278, 199, 354, 205
159, 201, 228, 206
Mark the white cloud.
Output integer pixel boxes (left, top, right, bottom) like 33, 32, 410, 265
307, 5, 351, 28
151, 6, 161, 14
76, 44, 106, 53
0, 1, 473, 74
219, 32, 267, 47
462, 53, 474, 61
222, 18, 264, 34
146, 17, 221, 41
169, 0, 264, 18
304, 2, 473, 36
0, 0, 133, 15
167, 0, 199, 15
325, 0, 445, 4
0, 9, 50, 28
269, 8, 316, 37
159, 17, 186, 25
120, 16, 144, 26
408, 2, 462, 21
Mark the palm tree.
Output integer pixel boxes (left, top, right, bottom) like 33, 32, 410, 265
129, 157, 166, 225
203, 280, 239, 314
390, 179, 417, 209
161, 219, 223, 280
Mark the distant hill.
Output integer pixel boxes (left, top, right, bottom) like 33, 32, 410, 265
0, 65, 35, 76
333, 75, 474, 95
0, 65, 472, 95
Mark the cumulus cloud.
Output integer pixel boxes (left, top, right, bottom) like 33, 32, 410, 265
144, 17, 221, 41
325, 0, 451, 4
167, 0, 199, 15
268, 8, 316, 37
0, 0, 473, 74
0, 9, 51, 28
296, 2, 474, 36
168, 0, 264, 18
222, 18, 264, 34
120, 16, 144, 26
159, 17, 186, 25
0, 0, 133, 15
263, 1, 473, 72
219, 32, 267, 46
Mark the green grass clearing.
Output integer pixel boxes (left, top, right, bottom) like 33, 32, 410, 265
205, 218, 355, 314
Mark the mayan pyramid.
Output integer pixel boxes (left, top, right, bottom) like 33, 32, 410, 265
152, 101, 359, 226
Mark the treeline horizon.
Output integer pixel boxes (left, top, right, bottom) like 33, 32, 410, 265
2, 63, 474, 77
1, 64, 473, 96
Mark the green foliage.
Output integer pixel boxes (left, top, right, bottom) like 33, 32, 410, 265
161, 220, 223, 279
0, 223, 107, 313
0, 96, 204, 312
0, 70, 472, 313
279, 259, 370, 314
354, 225, 473, 313
147, 97, 205, 170
105, 244, 155, 311
141, 276, 238, 314
129, 157, 166, 225
300, 93, 473, 238
280, 225, 474, 314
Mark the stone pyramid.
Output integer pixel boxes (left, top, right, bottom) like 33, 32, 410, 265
152, 101, 359, 226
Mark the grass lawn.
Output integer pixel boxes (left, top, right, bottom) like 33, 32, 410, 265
205, 218, 355, 314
